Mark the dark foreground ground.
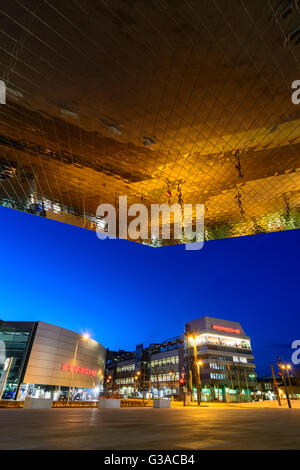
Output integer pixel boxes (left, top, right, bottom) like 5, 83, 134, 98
0, 407, 299, 450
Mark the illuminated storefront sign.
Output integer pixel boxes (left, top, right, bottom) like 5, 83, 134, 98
61, 363, 96, 377
212, 325, 241, 334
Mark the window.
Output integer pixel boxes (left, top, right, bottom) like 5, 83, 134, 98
116, 364, 135, 372
116, 377, 134, 384
232, 356, 247, 364
0, 324, 33, 396
150, 356, 179, 368
210, 363, 226, 370
210, 373, 226, 380
150, 372, 179, 382
199, 335, 251, 350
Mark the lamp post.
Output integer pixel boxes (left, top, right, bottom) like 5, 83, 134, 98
197, 360, 203, 404
227, 363, 234, 401
188, 334, 201, 406
134, 371, 141, 397
168, 371, 173, 399
67, 333, 90, 403
106, 375, 112, 396
242, 367, 250, 402
168, 371, 177, 400
271, 364, 281, 406
285, 364, 294, 398
279, 363, 292, 409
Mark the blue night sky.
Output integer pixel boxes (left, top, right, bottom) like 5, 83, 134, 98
0, 206, 299, 377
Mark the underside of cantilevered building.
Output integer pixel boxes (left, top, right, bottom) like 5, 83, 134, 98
0, 0, 299, 246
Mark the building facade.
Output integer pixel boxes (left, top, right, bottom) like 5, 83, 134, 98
0, 320, 106, 400
185, 317, 257, 402
105, 337, 184, 399
105, 316, 257, 402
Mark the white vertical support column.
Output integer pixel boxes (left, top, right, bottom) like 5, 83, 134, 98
0, 357, 13, 399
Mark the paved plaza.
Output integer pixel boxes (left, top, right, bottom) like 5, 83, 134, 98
0, 405, 299, 450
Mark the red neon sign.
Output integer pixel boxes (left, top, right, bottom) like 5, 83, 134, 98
212, 325, 241, 334
61, 363, 96, 377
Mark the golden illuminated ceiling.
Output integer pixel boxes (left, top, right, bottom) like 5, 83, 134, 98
0, 0, 299, 245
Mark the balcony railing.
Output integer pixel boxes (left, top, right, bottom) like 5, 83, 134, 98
197, 344, 253, 356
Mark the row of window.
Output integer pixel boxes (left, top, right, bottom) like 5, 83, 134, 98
205, 355, 251, 362
116, 364, 135, 372
116, 377, 135, 384
233, 356, 247, 363
150, 356, 179, 368
198, 345, 251, 355
115, 357, 248, 375
210, 373, 256, 381
210, 373, 227, 380
117, 387, 178, 397
115, 372, 256, 385
150, 372, 180, 382
114, 355, 250, 373
210, 363, 227, 370
209, 358, 247, 369
194, 335, 251, 349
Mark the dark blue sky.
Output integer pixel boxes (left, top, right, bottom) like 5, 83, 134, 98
0, 206, 299, 377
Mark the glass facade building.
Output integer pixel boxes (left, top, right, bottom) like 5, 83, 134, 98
0, 320, 106, 401
0, 321, 35, 399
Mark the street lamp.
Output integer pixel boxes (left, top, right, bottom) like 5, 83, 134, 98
197, 360, 203, 403
285, 364, 295, 399
285, 365, 292, 384
67, 333, 90, 403
281, 363, 294, 397
279, 363, 292, 408
168, 371, 177, 400
197, 360, 203, 381
188, 334, 201, 406
134, 371, 141, 397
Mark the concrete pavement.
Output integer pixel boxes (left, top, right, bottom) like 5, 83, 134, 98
0, 406, 299, 450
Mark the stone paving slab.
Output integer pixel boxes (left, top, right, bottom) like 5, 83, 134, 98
0, 406, 300, 450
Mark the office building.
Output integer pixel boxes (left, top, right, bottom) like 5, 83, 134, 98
0, 320, 106, 400
105, 316, 257, 402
